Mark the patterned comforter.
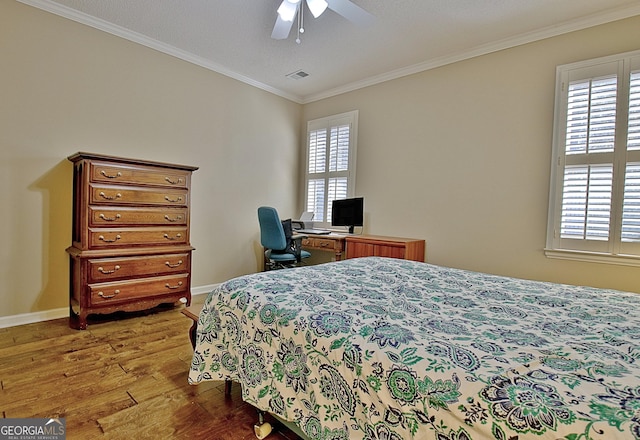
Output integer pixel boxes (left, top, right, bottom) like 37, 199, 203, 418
188, 257, 640, 439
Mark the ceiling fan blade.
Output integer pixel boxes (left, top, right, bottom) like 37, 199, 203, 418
326, 0, 374, 26
271, 12, 295, 39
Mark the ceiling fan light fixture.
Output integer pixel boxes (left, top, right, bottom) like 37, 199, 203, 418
272, 0, 373, 42
306, 0, 328, 18
277, 1, 298, 22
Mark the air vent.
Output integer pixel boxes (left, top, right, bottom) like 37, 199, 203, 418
286, 70, 310, 80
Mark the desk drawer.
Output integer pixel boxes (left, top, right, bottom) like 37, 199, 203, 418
302, 237, 338, 251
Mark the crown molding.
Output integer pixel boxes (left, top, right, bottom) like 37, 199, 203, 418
17, 0, 305, 104
301, 3, 640, 103
17, 0, 640, 105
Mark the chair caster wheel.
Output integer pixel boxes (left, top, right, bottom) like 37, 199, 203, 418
254, 422, 272, 439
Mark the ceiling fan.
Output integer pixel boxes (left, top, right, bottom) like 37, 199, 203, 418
271, 0, 374, 42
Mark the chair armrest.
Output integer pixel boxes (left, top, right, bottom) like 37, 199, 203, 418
290, 234, 307, 263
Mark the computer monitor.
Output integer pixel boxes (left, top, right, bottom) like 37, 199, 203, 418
331, 197, 363, 234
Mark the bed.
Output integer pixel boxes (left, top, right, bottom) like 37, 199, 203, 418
188, 257, 640, 439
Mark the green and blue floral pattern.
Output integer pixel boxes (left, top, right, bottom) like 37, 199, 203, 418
189, 257, 640, 439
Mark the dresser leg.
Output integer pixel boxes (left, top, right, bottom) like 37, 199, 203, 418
69, 307, 88, 330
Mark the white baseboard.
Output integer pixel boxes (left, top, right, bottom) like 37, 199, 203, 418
0, 308, 69, 329
191, 283, 219, 296
0, 283, 219, 329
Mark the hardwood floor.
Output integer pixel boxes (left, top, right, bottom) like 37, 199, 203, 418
0, 298, 301, 440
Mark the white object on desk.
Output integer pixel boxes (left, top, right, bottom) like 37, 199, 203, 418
299, 211, 314, 221
298, 228, 331, 235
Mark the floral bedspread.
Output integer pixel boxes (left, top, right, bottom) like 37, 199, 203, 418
188, 257, 640, 439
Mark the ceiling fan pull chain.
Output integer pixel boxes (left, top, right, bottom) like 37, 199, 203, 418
296, 2, 304, 44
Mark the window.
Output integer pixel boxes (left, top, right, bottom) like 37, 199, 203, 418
304, 111, 358, 226
546, 50, 640, 265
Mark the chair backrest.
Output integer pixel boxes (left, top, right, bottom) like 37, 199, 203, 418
258, 206, 287, 251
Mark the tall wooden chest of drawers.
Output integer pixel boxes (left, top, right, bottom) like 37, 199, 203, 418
66, 152, 198, 329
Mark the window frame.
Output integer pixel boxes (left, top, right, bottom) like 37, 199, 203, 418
546, 49, 640, 266
304, 110, 359, 228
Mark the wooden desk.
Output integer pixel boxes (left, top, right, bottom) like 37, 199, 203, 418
345, 235, 425, 262
301, 233, 425, 262
300, 233, 347, 261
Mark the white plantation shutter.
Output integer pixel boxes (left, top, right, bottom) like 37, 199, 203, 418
565, 76, 617, 155
308, 129, 327, 173
329, 125, 350, 172
560, 165, 613, 240
305, 111, 358, 225
560, 75, 616, 242
628, 71, 640, 151
326, 177, 348, 221
306, 179, 325, 221
622, 163, 640, 241
547, 51, 640, 264
621, 72, 640, 243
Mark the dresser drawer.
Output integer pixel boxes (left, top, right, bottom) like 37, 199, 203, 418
88, 227, 188, 248
89, 273, 189, 306
89, 184, 188, 207
87, 252, 190, 282
91, 161, 190, 188
89, 206, 188, 226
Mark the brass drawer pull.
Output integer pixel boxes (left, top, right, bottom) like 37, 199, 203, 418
99, 191, 122, 200
98, 289, 120, 298
100, 170, 122, 179
165, 176, 184, 185
320, 242, 330, 247
165, 260, 183, 268
98, 265, 121, 274
164, 215, 183, 222
164, 195, 183, 203
165, 281, 183, 290
99, 213, 121, 222
164, 233, 182, 241
99, 234, 121, 243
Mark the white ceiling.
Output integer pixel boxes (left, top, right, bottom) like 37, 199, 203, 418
19, 0, 640, 103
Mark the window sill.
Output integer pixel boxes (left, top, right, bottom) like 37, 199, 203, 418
544, 248, 640, 267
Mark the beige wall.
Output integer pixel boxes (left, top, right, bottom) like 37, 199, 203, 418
303, 15, 640, 293
2, 1, 639, 321
0, 1, 302, 318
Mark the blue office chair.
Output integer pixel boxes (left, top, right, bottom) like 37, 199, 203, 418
258, 206, 311, 270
